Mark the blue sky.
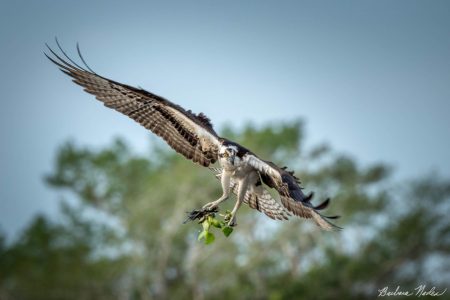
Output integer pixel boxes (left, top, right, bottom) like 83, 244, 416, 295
1, 0, 449, 238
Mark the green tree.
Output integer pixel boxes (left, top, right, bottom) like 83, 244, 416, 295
1, 120, 448, 299
0, 213, 127, 300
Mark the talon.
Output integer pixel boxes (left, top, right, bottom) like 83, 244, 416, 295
228, 216, 237, 227
202, 202, 218, 210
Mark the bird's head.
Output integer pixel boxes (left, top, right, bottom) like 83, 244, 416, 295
219, 144, 238, 166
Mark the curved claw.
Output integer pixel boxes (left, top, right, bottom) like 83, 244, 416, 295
202, 202, 218, 210
227, 216, 237, 227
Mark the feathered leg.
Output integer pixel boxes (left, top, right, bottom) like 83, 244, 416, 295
203, 169, 231, 210
228, 175, 249, 227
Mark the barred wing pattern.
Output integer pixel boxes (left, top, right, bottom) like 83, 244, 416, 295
244, 154, 341, 230
46, 43, 340, 229
210, 168, 291, 220
46, 46, 220, 167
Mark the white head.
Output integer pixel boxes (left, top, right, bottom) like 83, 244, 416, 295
219, 144, 238, 165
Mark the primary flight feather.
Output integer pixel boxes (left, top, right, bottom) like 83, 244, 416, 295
45, 42, 341, 230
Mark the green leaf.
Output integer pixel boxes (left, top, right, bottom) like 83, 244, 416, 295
210, 218, 222, 228
222, 226, 233, 237
204, 232, 215, 244
202, 220, 210, 231
197, 230, 207, 241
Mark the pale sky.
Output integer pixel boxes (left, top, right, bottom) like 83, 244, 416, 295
1, 0, 449, 239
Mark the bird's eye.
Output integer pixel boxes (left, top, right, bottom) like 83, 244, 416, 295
223, 152, 229, 157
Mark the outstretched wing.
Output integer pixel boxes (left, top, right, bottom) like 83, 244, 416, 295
210, 168, 291, 220
243, 154, 341, 230
45, 44, 220, 167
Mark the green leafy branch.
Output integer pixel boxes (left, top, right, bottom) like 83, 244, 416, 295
197, 211, 234, 245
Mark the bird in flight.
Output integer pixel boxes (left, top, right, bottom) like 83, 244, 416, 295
45, 41, 340, 230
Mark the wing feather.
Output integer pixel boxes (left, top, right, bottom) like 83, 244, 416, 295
244, 154, 341, 230
46, 46, 220, 167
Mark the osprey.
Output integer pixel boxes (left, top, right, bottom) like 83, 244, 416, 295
45, 43, 340, 230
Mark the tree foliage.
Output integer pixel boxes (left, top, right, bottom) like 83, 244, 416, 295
1, 120, 449, 299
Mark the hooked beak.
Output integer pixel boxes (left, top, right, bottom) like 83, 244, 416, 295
230, 155, 235, 165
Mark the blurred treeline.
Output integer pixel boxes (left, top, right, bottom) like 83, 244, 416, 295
0, 120, 449, 300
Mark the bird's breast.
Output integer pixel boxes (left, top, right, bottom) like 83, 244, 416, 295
219, 156, 245, 171
219, 157, 235, 171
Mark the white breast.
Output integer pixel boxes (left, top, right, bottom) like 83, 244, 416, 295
219, 155, 245, 171
219, 157, 234, 170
